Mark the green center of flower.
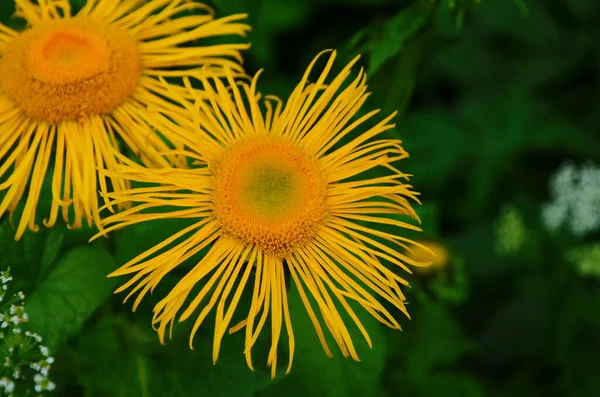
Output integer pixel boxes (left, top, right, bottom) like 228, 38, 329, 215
244, 164, 297, 217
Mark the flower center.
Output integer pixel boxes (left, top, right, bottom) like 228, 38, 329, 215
212, 136, 327, 257
0, 19, 141, 122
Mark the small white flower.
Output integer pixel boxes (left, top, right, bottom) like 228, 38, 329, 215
541, 201, 567, 232
17, 291, 25, 300
2, 321, 10, 328
40, 345, 49, 357
46, 357, 55, 364
1, 380, 15, 393
12, 327, 21, 334
543, 161, 600, 237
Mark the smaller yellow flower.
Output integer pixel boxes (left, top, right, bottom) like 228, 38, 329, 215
410, 240, 449, 275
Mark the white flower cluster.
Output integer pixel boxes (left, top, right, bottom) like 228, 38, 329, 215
0, 268, 56, 396
542, 161, 600, 237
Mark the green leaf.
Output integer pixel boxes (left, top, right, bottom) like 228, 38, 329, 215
348, 0, 433, 76
276, 284, 387, 397
398, 111, 473, 189
0, 219, 49, 287
402, 91, 600, 221
396, 302, 474, 376
158, 326, 257, 397
114, 216, 199, 268
0, 220, 20, 269
22, 227, 47, 267
74, 316, 159, 397
458, 93, 600, 215
381, 34, 428, 116
76, 314, 258, 397
25, 244, 119, 350
434, 0, 580, 90
39, 227, 64, 279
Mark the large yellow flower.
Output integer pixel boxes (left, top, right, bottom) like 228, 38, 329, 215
0, 0, 250, 239
96, 51, 429, 377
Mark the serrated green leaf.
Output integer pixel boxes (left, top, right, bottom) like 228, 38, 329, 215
25, 244, 119, 350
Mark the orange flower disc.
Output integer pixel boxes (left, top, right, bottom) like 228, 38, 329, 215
0, 18, 141, 122
212, 136, 327, 256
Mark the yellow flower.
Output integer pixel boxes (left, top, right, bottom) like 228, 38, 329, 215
410, 240, 450, 275
0, 0, 250, 239
95, 50, 429, 377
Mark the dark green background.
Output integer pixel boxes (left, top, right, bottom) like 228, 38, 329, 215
1, 0, 599, 396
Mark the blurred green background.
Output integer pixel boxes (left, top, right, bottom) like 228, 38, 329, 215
2, 0, 600, 396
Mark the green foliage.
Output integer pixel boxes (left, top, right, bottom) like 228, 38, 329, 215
347, 0, 433, 76
0, 0, 599, 396
566, 244, 600, 278
385, 300, 483, 397
274, 285, 387, 397
73, 315, 259, 397
25, 245, 118, 350
495, 205, 527, 255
